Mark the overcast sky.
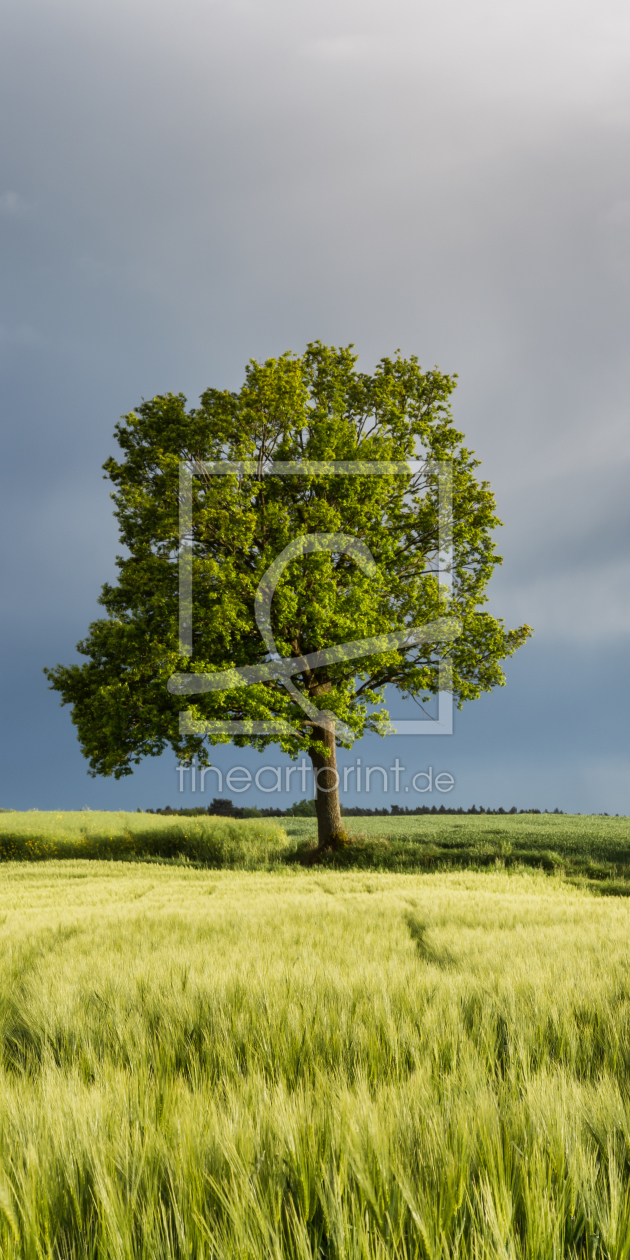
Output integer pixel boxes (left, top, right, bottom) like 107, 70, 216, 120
1, 0, 628, 812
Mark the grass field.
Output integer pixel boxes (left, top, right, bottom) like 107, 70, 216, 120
2, 860, 630, 1255
2, 811, 630, 892
0, 810, 293, 866
283, 813, 630, 886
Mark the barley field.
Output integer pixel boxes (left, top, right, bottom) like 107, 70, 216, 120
1, 860, 630, 1256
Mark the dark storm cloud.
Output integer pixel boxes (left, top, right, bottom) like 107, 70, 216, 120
0, 0, 628, 807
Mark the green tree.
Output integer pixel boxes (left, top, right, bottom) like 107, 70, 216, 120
45, 343, 532, 849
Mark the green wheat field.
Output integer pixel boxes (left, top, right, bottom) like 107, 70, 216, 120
1, 813, 630, 1255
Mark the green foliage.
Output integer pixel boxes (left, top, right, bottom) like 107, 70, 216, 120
0, 865, 630, 1254
44, 342, 531, 777
287, 798, 317, 817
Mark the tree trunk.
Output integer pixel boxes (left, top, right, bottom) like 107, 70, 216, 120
308, 723, 350, 850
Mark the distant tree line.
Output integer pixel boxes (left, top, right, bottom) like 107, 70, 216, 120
142, 798, 565, 819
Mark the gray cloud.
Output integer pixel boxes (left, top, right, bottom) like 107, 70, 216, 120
0, 191, 33, 218
0, 0, 628, 807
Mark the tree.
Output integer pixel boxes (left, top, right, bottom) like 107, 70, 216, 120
45, 343, 532, 849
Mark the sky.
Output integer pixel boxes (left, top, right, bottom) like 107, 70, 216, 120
0, 0, 628, 814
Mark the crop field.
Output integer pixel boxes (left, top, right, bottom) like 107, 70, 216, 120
0, 810, 291, 867
2, 859, 630, 1256
283, 813, 630, 886
2, 810, 630, 890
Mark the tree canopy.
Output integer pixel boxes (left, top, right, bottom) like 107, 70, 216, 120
45, 342, 532, 847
